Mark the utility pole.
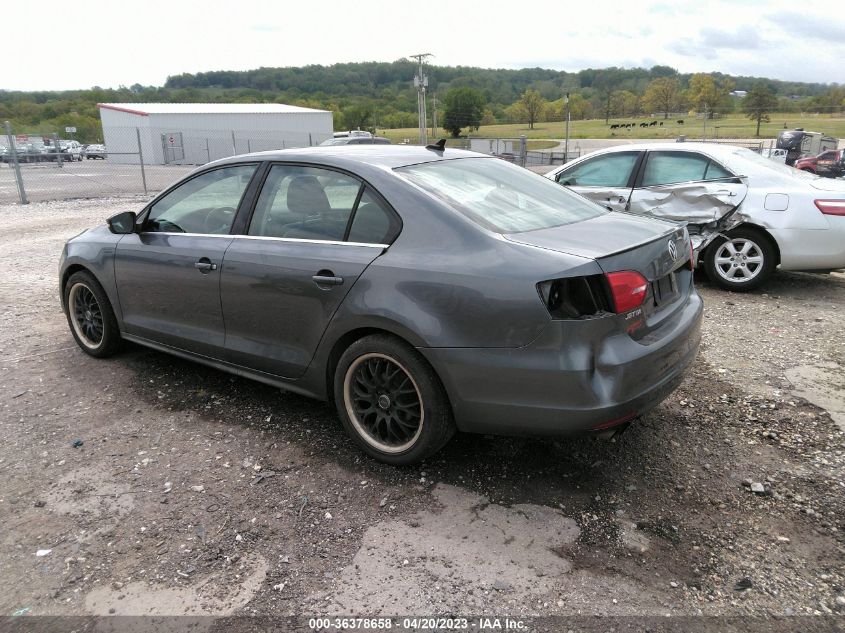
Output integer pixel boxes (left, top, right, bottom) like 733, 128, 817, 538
410, 53, 432, 145
564, 92, 571, 164
703, 103, 708, 141
431, 93, 437, 138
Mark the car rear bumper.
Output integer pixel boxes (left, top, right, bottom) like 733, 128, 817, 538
419, 290, 703, 436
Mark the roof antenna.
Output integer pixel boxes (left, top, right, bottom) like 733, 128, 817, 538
426, 138, 446, 152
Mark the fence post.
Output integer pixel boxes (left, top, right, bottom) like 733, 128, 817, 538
161, 134, 169, 165
52, 133, 63, 168
4, 121, 28, 204
136, 128, 148, 195
206, 138, 211, 163
519, 135, 527, 168
247, 139, 251, 153
231, 131, 236, 156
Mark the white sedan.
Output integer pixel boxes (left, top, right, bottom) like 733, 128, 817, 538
545, 142, 845, 291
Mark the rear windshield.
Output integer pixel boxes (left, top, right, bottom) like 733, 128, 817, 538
395, 157, 606, 233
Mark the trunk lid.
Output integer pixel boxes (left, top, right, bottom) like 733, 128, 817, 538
506, 212, 693, 337
504, 211, 688, 280
809, 178, 845, 193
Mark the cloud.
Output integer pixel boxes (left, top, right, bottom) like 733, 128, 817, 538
668, 25, 761, 61
764, 11, 845, 43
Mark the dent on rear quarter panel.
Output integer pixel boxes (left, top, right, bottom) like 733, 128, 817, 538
61, 226, 124, 322
328, 238, 602, 349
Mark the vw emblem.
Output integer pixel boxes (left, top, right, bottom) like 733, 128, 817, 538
667, 240, 678, 261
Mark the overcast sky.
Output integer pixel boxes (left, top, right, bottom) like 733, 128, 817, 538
6, 0, 844, 91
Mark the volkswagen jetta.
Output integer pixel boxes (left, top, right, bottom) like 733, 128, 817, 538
60, 145, 702, 464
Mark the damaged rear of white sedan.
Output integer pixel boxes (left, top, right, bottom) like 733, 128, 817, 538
546, 143, 845, 291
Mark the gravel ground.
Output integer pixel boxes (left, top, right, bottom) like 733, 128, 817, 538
1, 198, 844, 626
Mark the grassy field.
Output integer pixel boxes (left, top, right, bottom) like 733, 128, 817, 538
378, 112, 845, 143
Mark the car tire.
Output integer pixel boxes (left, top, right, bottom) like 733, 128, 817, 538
63, 270, 121, 358
704, 227, 776, 292
334, 334, 455, 465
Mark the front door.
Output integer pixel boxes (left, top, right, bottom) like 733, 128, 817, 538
555, 151, 642, 211
114, 163, 259, 357
221, 164, 399, 378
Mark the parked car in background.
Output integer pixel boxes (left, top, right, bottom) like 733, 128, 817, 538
760, 148, 787, 164
83, 144, 107, 160
319, 136, 390, 146
44, 140, 83, 162
794, 149, 845, 178
546, 142, 845, 291
1, 143, 45, 163
60, 146, 701, 464
776, 129, 838, 166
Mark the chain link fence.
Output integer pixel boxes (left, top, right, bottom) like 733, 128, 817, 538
1, 121, 333, 204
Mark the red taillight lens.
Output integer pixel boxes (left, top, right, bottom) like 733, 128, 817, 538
814, 200, 845, 216
605, 271, 648, 313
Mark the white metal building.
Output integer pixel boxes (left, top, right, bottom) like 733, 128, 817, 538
98, 103, 334, 165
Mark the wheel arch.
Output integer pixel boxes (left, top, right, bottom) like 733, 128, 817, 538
712, 222, 781, 267
60, 263, 97, 310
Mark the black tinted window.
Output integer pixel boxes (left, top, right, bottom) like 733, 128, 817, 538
146, 164, 257, 234
347, 188, 394, 244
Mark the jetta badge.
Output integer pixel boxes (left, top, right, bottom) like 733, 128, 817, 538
667, 240, 678, 261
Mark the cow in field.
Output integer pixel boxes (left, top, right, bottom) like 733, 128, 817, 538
677, 119, 685, 125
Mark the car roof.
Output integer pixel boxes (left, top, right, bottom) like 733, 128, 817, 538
207, 145, 485, 170
585, 142, 745, 158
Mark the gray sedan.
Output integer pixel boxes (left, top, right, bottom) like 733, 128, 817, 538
60, 146, 702, 464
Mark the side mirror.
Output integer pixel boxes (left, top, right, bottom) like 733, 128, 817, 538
107, 211, 137, 235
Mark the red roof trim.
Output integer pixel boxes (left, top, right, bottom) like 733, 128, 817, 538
97, 103, 149, 116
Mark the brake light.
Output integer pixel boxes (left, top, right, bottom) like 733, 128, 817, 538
814, 200, 845, 216
605, 271, 648, 313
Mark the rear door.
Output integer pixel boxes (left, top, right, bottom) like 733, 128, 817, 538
221, 163, 400, 379
114, 163, 259, 358
554, 151, 642, 211
627, 150, 748, 225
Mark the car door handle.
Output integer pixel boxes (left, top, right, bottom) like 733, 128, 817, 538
194, 258, 218, 273
312, 272, 344, 286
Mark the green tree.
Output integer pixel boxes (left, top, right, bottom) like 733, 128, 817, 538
518, 89, 547, 129
686, 74, 734, 116
743, 84, 779, 137
642, 77, 681, 119
441, 87, 486, 137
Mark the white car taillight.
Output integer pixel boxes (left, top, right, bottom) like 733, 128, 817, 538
814, 200, 845, 216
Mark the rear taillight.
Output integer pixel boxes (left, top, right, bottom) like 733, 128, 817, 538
815, 200, 845, 216
606, 271, 648, 313
537, 274, 611, 319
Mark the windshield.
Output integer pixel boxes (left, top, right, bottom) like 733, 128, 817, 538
396, 158, 606, 233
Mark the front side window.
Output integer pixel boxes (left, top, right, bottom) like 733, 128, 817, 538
249, 165, 362, 241
397, 157, 606, 233
556, 152, 640, 187
145, 164, 257, 234
642, 151, 735, 186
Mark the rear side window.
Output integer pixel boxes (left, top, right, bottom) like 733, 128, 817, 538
557, 152, 639, 187
347, 188, 394, 244
248, 165, 360, 241
248, 165, 399, 244
396, 157, 605, 233
642, 151, 734, 186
